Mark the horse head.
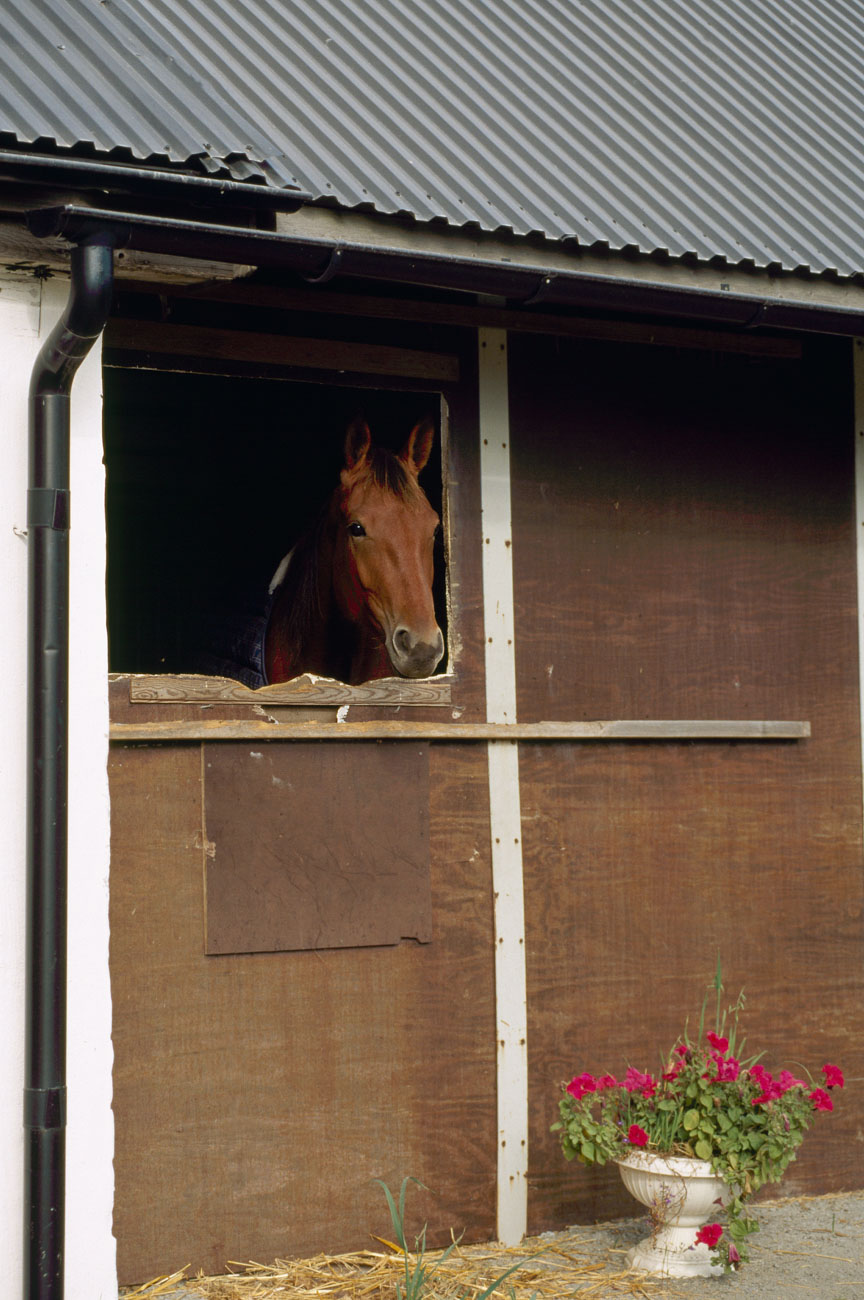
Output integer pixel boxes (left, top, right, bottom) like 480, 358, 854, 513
331, 417, 445, 681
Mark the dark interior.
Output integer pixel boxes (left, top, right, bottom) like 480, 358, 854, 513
102, 368, 446, 678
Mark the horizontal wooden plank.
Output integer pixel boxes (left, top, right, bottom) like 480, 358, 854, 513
126, 672, 453, 706
104, 319, 459, 381
119, 280, 803, 358
110, 718, 811, 742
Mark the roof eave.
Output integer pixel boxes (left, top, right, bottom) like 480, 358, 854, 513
26, 202, 864, 339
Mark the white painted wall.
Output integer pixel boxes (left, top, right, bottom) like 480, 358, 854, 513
0, 271, 116, 1297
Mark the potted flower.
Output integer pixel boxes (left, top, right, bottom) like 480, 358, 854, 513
552, 980, 845, 1276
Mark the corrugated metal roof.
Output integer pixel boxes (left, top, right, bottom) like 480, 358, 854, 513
1, 0, 863, 277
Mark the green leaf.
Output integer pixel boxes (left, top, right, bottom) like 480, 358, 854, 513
374, 1179, 408, 1252
729, 1216, 759, 1241
694, 1138, 713, 1160
683, 1108, 700, 1131
580, 1141, 595, 1162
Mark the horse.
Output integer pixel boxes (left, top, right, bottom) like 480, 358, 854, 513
263, 417, 445, 685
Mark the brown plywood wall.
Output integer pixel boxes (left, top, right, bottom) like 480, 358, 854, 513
109, 741, 496, 1281
507, 333, 864, 1231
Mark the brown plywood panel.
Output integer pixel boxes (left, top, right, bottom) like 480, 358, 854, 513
203, 742, 431, 953
110, 742, 496, 1284
521, 741, 864, 1231
508, 335, 856, 723
507, 334, 864, 1233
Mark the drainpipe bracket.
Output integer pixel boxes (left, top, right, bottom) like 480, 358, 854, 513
27, 488, 70, 531
23, 1086, 67, 1131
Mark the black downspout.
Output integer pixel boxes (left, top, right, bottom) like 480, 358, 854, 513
25, 233, 114, 1300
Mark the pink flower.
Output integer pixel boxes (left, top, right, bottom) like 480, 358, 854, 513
823, 1063, 845, 1089
706, 1032, 729, 1053
810, 1088, 833, 1112
728, 1243, 741, 1264
778, 1070, 806, 1092
566, 1073, 597, 1101
674, 1042, 689, 1056
695, 1223, 723, 1248
749, 1065, 783, 1104
623, 1067, 657, 1097
627, 1124, 649, 1147
713, 1053, 740, 1081
596, 1073, 618, 1090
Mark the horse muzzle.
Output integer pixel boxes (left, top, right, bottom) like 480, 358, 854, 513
389, 625, 445, 678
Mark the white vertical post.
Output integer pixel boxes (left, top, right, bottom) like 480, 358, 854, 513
478, 327, 528, 1244
854, 339, 864, 840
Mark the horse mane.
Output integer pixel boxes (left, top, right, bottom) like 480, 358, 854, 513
267, 513, 328, 672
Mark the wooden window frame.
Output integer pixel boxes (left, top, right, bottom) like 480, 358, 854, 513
104, 313, 460, 713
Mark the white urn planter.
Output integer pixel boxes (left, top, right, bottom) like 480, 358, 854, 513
616, 1152, 732, 1277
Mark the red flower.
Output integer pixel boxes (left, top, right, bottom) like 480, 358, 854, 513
627, 1124, 649, 1147
706, 1032, 729, 1053
809, 1088, 833, 1112
695, 1223, 723, 1248
823, 1063, 845, 1089
778, 1070, 806, 1092
566, 1073, 597, 1101
596, 1073, 618, 1090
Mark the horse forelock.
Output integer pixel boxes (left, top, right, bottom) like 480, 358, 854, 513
341, 443, 426, 504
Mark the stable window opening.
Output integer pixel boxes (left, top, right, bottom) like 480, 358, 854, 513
103, 368, 451, 698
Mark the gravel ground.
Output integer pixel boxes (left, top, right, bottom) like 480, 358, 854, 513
124, 1190, 864, 1300
541, 1191, 864, 1299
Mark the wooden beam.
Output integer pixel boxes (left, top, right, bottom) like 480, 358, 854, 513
115, 279, 803, 358
103, 319, 460, 382
127, 672, 454, 706
109, 719, 811, 743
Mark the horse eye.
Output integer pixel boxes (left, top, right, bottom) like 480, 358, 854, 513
347, 521, 366, 538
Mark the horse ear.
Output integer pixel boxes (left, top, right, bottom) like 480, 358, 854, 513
344, 418, 371, 468
401, 418, 435, 474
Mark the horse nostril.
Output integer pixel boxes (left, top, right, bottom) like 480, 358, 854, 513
394, 626, 415, 655
391, 626, 445, 676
